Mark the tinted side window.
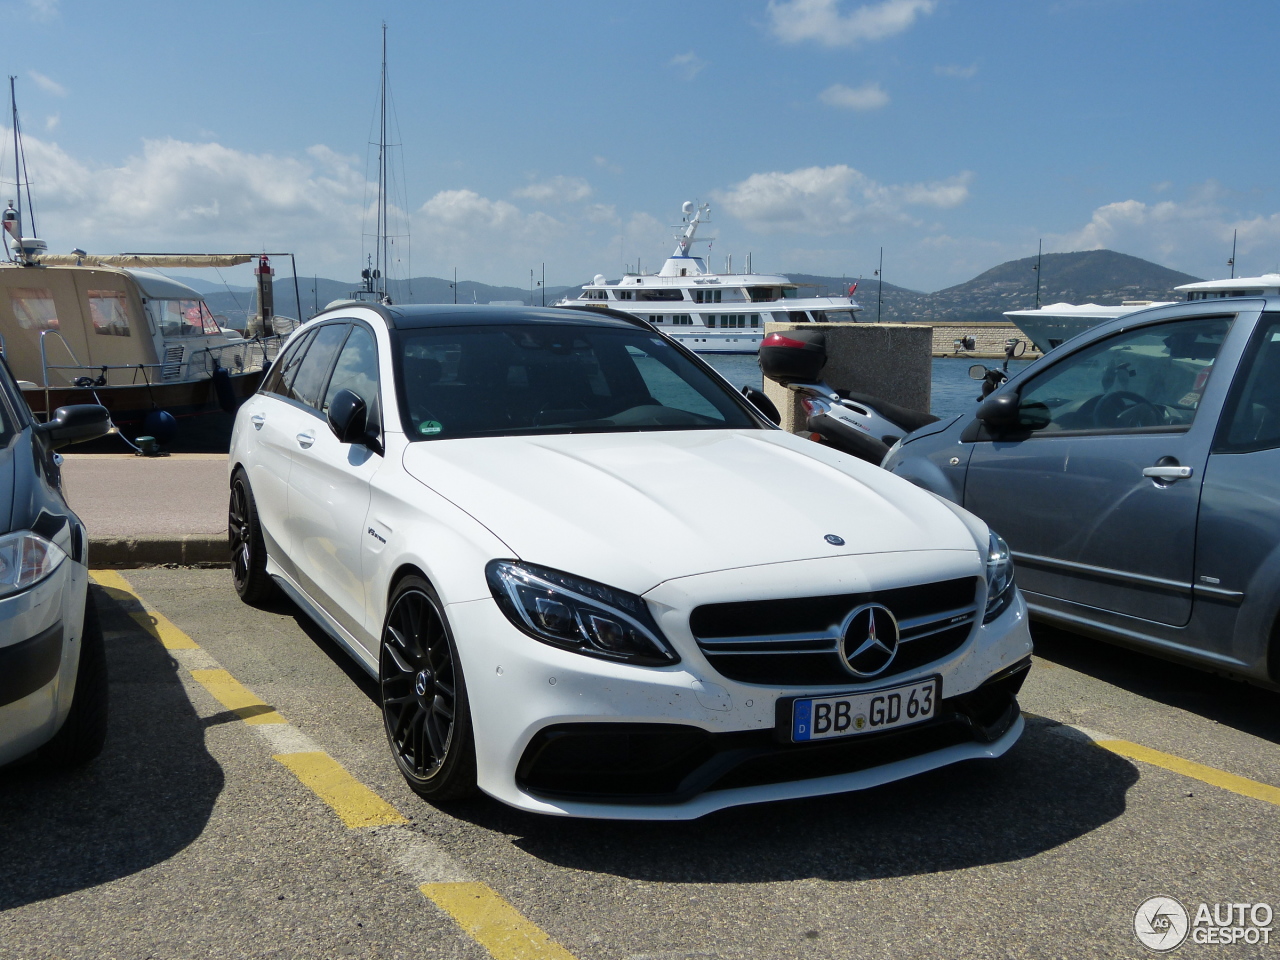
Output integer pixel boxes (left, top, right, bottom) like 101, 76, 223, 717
288, 323, 350, 410
1015, 316, 1230, 434
262, 328, 315, 397
322, 325, 379, 418
1216, 312, 1280, 452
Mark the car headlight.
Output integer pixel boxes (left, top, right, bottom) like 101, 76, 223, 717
0, 531, 67, 598
983, 530, 1015, 623
486, 560, 679, 666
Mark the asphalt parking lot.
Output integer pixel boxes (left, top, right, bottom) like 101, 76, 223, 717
1, 568, 1277, 960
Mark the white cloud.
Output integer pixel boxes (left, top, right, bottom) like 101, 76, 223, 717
583, 203, 618, 224
415, 189, 568, 280
4, 131, 374, 277
512, 175, 592, 203
28, 70, 66, 97
1049, 185, 1280, 278
818, 82, 889, 111
768, 0, 935, 47
714, 164, 972, 234
23, 0, 57, 21
593, 155, 622, 175
934, 63, 978, 79
44, 113, 58, 132
669, 51, 707, 81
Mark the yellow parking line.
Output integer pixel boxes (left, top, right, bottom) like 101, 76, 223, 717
1095, 738, 1280, 807
127, 610, 201, 650
274, 752, 408, 828
189, 668, 287, 725
90, 570, 200, 649
91, 569, 574, 959
420, 882, 578, 960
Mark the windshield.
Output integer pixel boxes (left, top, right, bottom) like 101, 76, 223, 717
146, 298, 221, 337
396, 323, 760, 440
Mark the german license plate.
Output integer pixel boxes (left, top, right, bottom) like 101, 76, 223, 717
790, 676, 939, 742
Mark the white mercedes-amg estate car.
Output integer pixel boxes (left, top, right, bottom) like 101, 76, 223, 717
228, 303, 1032, 819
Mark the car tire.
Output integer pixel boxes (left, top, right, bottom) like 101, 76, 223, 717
380, 575, 477, 801
229, 468, 277, 605
38, 589, 109, 768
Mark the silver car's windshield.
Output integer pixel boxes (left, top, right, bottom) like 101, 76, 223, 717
396, 323, 759, 440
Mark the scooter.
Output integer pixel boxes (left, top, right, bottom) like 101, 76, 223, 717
750, 330, 939, 464
968, 337, 1028, 399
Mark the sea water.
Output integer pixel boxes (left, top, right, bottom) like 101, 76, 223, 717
702, 354, 1035, 421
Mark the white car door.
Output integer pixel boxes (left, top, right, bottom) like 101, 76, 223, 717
285, 322, 384, 652
243, 328, 318, 575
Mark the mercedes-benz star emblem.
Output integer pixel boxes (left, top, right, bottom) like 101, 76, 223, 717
414, 670, 430, 698
839, 603, 900, 677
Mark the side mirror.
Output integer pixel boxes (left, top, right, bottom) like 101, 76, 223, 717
975, 392, 1021, 429
326, 389, 369, 444
36, 404, 111, 448
740, 385, 781, 425
967, 363, 988, 381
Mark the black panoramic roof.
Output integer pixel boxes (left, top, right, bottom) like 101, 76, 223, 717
313, 301, 651, 332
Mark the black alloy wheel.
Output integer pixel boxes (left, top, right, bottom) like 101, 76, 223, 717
228, 469, 276, 605
380, 576, 476, 800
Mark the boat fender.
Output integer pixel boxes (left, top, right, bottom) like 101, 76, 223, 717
143, 409, 178, 444
212, 365, 237, 413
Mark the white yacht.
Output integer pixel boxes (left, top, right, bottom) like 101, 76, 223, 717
1004, 300, 1173, 354
556, 202, 861, 354
1007, 273, 1280, 354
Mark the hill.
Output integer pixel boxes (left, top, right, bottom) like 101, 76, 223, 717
196, 275, 578, 327
872, 250, 1200, 323
188, 250, 1202, 328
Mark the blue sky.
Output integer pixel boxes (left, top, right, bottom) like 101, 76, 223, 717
4, 0, 1279, 294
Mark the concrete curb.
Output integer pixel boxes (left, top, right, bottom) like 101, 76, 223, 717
89, 535, 231, 569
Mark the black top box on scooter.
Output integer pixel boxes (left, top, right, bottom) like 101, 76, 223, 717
759, 330, 827, 384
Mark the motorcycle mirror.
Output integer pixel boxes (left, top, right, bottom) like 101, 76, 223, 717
967, 363, 988, 381
740, 385, 781, 426
975, 392, 1021, 428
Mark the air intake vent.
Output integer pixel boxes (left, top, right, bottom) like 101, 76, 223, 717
161, 345, 184, 381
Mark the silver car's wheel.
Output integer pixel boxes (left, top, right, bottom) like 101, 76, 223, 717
380, 576, 476, 800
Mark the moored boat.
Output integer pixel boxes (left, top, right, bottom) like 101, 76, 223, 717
0, 252, 291, 449
555, 202, 862, 354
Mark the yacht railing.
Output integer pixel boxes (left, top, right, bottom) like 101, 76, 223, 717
184, 336, 283, 379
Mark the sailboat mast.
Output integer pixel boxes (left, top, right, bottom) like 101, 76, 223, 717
378, 22, 389, 301
10, 77, 21, 240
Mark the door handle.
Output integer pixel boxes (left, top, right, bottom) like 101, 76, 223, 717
296, 431, 315, 449
250, 414, 265, 430
1143, 465, 1193, 480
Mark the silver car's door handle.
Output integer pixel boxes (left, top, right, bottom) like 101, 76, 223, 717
250, 414, 266, 430
1143, 465, 1193, 480
296, 431, 315, 449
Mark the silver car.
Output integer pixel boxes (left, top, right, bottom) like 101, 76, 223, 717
884, 295, 1280, 689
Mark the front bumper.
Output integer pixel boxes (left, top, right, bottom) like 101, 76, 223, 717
448, 572, 1033, 820
0, 559, 87, 767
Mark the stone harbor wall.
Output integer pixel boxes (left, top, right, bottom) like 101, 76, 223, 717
929, 321, 1041, 359
762, 322, 933, 434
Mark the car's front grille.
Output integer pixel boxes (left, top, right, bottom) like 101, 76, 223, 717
689, 577, 980, 686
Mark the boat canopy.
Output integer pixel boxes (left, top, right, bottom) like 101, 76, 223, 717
37, 254, 256, 269
125, 270, 203, 300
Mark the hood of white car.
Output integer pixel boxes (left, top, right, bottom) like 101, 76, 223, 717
401, 429, 979, 594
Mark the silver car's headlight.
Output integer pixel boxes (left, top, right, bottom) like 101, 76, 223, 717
486, 560, 679, 666
983, 530, 1015, 623
0, 530, 68, 598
